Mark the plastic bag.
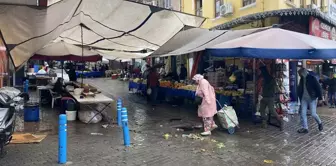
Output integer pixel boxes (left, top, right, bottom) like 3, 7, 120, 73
78, 110, 102, 124
255, 95, 263, 116
0, 87, 21, 99
37, 69, 47, 74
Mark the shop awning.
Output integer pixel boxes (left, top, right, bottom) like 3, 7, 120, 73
151, 27, 268, 57
97, 50, 151, 61
0, 0, 205, 67
30, 41, 101, 62
207, 28, 336, 59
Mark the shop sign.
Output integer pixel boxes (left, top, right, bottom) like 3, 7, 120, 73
309, 17, 336, 41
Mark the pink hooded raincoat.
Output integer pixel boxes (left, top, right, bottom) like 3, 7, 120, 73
195, 76, 217, 118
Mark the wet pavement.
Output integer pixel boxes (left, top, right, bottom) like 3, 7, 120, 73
1, 78, 336, 166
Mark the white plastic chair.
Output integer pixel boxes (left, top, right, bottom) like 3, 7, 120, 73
49, 89, 62, 109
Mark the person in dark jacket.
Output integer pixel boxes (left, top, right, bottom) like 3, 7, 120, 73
324, 73, 336, 108
147, 68, 159, 106
66, 64, 77, 82
259, 66, 283, 130
297, 68, 323, 134
53, 78, 65, 95
179, 64, 187, 80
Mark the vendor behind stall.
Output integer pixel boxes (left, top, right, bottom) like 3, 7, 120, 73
66, 63, 77, 82
164, 71, 179, 82
179, 64, 187, 80
53, 78, 66, 94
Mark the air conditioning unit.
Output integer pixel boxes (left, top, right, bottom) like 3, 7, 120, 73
220, 3, 233, 17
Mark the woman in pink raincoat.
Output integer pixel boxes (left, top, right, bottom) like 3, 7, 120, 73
193, 74, 218, 136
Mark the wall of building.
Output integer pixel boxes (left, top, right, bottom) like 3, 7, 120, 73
181, 0, 330, 29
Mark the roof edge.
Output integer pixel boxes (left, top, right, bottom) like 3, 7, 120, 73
211, 8, 336, 30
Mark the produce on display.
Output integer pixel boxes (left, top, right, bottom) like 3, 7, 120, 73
215, 90, 243, 97
178, 85, 197, 91
159, 81, 172, 88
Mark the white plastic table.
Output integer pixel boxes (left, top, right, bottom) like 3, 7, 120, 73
69, 92, 114, 123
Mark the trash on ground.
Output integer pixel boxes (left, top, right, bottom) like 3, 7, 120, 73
264, 160, 274, 164
102, 124, 109, 128
201, 149, 206, 152
160, 125, 163, 127
11, 133, 47, 144
176, 128, 184, 132
91, 133, 104, 136
181, 133, 205, 141
211, 139, 218, 143
216, 143, 225, 149
163, 133, 171, 139
174, 126, 194, 131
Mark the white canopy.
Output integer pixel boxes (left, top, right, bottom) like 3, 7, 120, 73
0, 0, 205, 67
97, 50, 150, 61
152, 27, 268, 57
36, 41, 97, 56
207, 28, 336, 59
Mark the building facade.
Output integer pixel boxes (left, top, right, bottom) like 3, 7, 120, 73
130, 0, 181, 11
181, 0, 335, 29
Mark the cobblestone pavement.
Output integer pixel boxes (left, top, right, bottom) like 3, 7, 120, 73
1, 78, 336, 166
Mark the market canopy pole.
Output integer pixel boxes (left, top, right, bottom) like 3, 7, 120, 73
81, 24, 84, 88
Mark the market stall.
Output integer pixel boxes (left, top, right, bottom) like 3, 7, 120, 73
76, 71, 105, 78
207, 27, 336, 128
128, 72, 249, 112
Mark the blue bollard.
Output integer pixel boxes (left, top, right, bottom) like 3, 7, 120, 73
58, 114, 67, 164
121, 108, 130, 147
117, 100, 122, 126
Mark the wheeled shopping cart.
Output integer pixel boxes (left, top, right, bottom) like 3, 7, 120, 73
216, 102, 239, 134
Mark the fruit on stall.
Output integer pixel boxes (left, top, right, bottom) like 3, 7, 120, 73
173, 82, 186, 89
178, 85, 197, 91
215, 90, 243, 96
130, 78, 146, 84
132, 78, 141, 83
160, 81, 172, 87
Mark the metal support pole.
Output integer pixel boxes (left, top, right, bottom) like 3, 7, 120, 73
58, 114, 67, 164
121, 107, 130, 147
252, 58, 256, 111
